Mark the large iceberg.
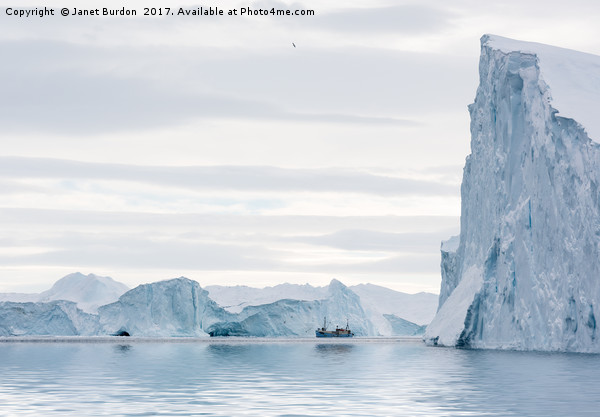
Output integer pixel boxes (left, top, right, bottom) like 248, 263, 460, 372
425, 35, 600, 352
98, 277, 232, 337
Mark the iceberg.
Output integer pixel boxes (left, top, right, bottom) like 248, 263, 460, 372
0, 275, 433, 337
0, 300, 98, 336
425, 35, 600, 352
207, 279, 375, 337
207, 279, 435, 336
98, 277, 231, 337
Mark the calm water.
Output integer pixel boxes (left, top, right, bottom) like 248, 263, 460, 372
0, 339, 598, 416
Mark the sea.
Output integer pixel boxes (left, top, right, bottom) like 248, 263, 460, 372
0, 337, 598, 416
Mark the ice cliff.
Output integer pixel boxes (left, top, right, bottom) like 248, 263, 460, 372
98, 278, 231, 337
425, 35, 600, 352
0, 300, 98, 336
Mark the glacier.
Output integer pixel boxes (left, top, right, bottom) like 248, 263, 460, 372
425, 35, 600, 352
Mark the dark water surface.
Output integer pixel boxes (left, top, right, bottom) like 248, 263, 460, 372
0, 339, 598, 416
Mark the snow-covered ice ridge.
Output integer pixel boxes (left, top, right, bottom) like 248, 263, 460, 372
425, 35, 600, 352
0, 275, 435, 338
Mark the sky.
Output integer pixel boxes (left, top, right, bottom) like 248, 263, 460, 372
1, 0, 600, 294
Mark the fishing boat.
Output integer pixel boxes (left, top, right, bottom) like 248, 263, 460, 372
315, 317, 354, 338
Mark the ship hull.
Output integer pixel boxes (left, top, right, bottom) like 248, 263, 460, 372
315, 330, 354, 338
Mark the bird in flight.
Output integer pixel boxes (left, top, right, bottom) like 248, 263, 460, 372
292, 42, 296, 48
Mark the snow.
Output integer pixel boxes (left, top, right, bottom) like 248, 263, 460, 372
425, 35, 600, 352
484, 35, 600, 142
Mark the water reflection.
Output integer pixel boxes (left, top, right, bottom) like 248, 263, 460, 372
113, 344, 132, 354
1, 342, 599, 416
314, 343, 354, 356
207, 343, 251, 357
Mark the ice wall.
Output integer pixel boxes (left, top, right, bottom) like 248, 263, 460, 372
425, 35, 600, 352
98, 277, 231, 337
0, 301, 99, 336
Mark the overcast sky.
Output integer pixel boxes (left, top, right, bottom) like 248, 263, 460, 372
1, 0, 599, 294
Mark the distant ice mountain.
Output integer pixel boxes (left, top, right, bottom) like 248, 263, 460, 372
349, 284, 437, 325
39, 272, 129, 313
425, 35, 600, 352
0, 292, 38, 303
207, 279, 375, 337
206, 283, 328, 314
0, 272, 129, 314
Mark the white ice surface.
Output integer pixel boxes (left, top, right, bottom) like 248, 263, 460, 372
485, 34, 600, 142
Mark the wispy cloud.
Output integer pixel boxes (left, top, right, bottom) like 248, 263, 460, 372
0, 208, 459, 234
0, 156, 458, 197
0, 38, 471, 135
288, 229, 454, 252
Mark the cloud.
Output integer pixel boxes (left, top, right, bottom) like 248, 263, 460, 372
0, 233, 284, 271
289, 253, 442, 275
289, 229, 454, 252
0, 206, 457, 277
0, 39, 471, 135
0, 207, 459, 234
0, 226, 446, 276
0, 58, 416, 135
304, 4, 456, 35
0, 156, 459, 197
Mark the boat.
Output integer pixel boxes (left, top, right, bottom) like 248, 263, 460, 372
315, 317, 354, 337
